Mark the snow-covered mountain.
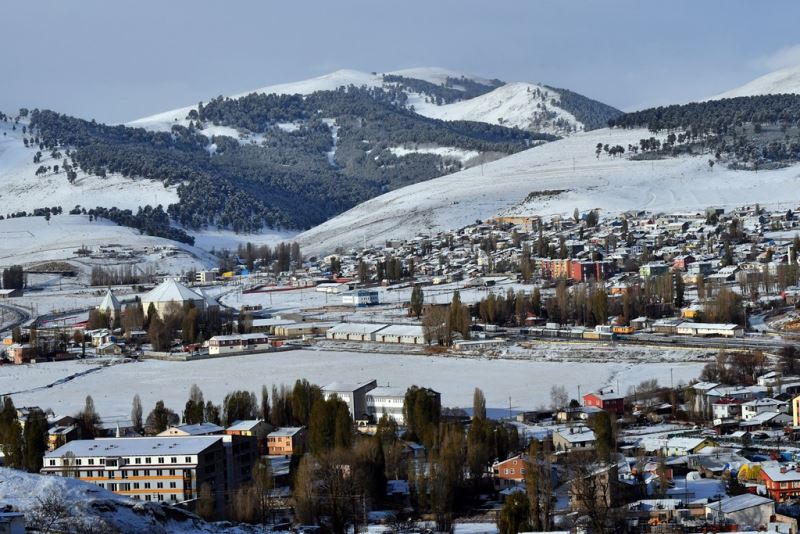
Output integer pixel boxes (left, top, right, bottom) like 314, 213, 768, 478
708, 64, 800, 99
296, 125, 800, 255
130, 67, 619, 136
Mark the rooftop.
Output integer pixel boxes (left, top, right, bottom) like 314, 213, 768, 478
46, 436, 222, 458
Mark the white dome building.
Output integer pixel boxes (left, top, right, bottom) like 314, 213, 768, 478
141, 279, 217, 318
97, 288, 121, 322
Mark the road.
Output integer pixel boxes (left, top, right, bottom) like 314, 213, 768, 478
0, 302, 31, 336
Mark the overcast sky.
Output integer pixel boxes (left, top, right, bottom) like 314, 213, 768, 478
4, 0, 800, 123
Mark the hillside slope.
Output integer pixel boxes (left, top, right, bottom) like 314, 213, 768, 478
0, 117, 177, 214
296, 127, 800, 255
708, 64, 800, 99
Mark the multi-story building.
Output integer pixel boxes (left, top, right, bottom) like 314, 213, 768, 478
760, 465, 800, 501
569, 260, 615, 282
323, 380, 378, 420
42, 436, 228, 514
267, 427, 306, 456
491, 454, 529, 488
538, 258, 571, 279
365, 386, 408, 424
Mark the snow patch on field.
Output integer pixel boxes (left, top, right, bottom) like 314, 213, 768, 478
388, 145, 481, 164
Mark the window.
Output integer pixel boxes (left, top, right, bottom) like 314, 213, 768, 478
132, 470, 138, 477
158, 457, 164, 463
75, 459, 82, 466
133, 483, 139, 489
135, 458, 141, 464
169, 469, 176, 476
169, 482, 176, 489
171, 457, 177, 464
145, 458, 151, 464
170, 495, 177, 502
156, 469, 163, 477
184, 457, 191, 463
157, 482, 163, 489
144, 483, 151, 489
504, 469, 509, 475
107, 472, 115, 479
145, 495, 151, 502
48, 459, 55, 466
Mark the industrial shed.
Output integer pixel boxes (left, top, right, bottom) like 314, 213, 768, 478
676, 322, 743, 338
373, 325, 426, 345
325, 323, 388, 342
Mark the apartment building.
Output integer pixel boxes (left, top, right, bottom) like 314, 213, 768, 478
42, 437, 228, 514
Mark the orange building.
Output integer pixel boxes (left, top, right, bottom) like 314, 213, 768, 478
267, 427, 306, 456
538, 258, 571, 279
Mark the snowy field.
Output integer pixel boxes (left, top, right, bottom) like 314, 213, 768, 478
0, 215, 214, 273
296, 126, 800, 255
1, 348, 703, 421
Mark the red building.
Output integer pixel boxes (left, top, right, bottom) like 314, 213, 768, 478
491, 454, 529, 487
569, 261, 615, 282
760, 465, 800, 501
583, 390, 625, 415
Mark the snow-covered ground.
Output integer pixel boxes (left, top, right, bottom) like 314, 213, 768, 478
423, 82, 582, 134
2, 347, 703, 421
296, 126, 800, 255
0, 215, 214, 274
0, 120, 178, 213
0, 468, 263, 533
707, 64, 800, 100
